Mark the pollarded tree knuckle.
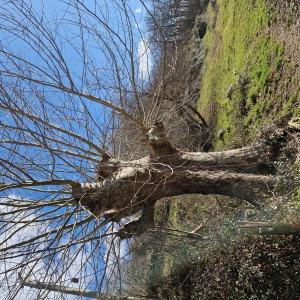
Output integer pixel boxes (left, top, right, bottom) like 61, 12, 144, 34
72, 185, 83, 199
97, 158, 121, 181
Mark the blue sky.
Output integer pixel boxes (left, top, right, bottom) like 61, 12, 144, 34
0, 0, 153, 298
31, 0, 152, 82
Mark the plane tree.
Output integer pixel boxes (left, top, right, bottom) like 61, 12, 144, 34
0, 0, 298, 298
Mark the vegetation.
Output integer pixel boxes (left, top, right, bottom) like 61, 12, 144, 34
198, 0, 299, 149
0, 0, 298, 299
139, 0, 300, 298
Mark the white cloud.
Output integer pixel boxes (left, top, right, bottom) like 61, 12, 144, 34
0, 196, 133, 298
0, 202, 54, 299
0, 198, 93, 299
134, 8, 142, 14
137, 38, 153, 81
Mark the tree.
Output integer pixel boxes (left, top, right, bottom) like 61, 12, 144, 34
0, 0, 298, 298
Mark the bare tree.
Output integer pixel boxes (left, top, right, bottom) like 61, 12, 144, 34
0, 0, 299, 299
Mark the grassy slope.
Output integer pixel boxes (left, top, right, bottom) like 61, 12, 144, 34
198, 0, 299, 150
164, 0, 300, 278
150, 1, 299, 294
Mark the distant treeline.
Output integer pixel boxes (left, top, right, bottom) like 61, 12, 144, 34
146, 0, 208, 43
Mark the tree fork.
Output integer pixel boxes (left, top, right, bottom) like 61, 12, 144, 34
73, 120, 298, 237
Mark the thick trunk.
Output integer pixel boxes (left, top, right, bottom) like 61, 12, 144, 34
72, 121, 297, 237
180, 144, 268, 171
74, 155, 276, 219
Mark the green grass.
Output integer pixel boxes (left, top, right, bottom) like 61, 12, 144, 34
198, 0, 299, 149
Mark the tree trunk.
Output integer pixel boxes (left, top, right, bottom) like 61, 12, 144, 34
72, 122, 297, 237
74, 148, 277, 219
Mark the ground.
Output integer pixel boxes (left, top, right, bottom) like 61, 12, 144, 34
126, 1, 300, 298
198, 0, 299, 149
144, 0, 300, 299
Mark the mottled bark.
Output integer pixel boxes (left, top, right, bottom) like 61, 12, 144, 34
75, 161, 276, 215
72, 121, 297, 237
73, 152, 276, 238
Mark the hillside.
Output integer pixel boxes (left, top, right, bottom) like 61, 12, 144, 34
136, 1, 300, 299
198, 0, 299, 149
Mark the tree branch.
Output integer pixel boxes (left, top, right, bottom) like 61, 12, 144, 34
20, 279, 146, 299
